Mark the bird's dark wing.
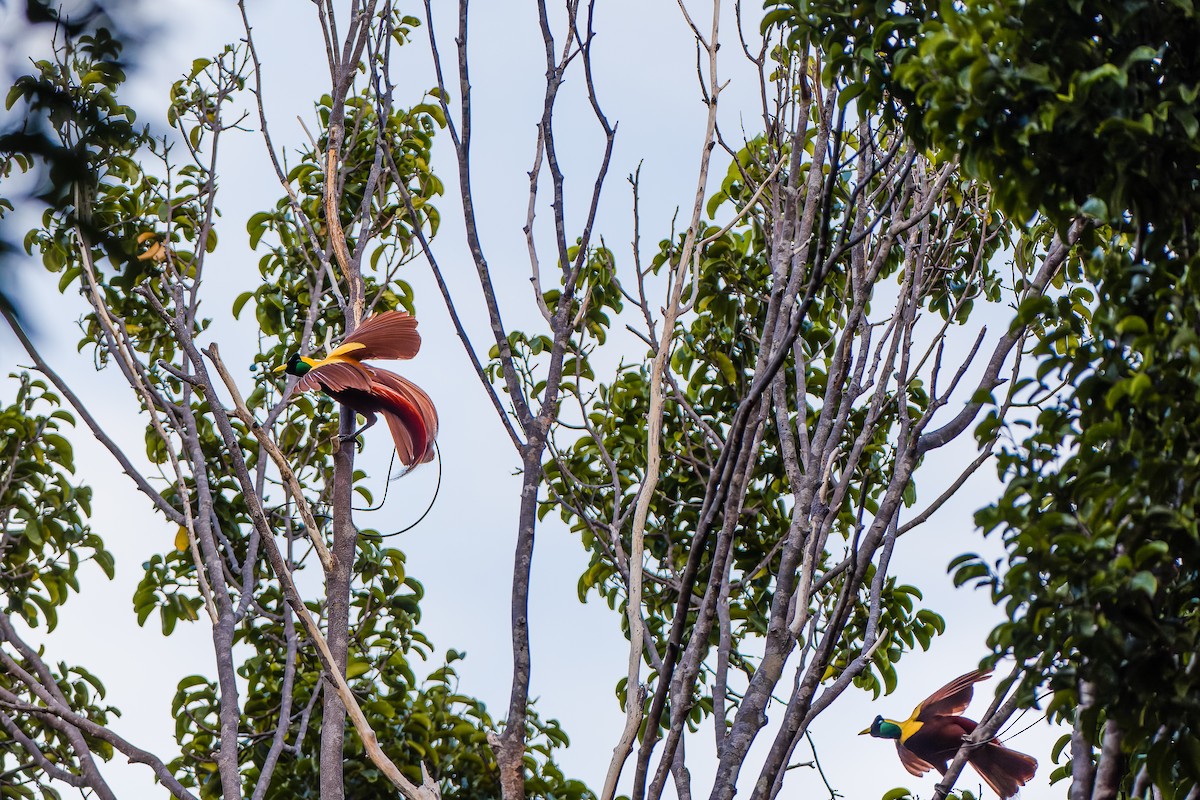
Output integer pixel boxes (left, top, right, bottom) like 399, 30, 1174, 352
896, 742, 937, 777
915, 669, 992, 722
902, 715, 975, 770
332, 310, 421, 362
368, 367, 438, 466
297, 361, 374, 394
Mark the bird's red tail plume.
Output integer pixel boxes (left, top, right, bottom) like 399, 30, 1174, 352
371, 369, 438, 466
968, 741, 1038, 799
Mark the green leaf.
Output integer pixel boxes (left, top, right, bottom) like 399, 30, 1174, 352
1080, 197, 1109, 220
232, 291, 256, 321
1128, 372, 1152, 400
189, 58, 212, 79
712, 351, 738, 385
1115, 315, 1148, 336
94, 549, 115, 579
177, 674, 210, 690
838, 81, 866, 110
1129, 571, 1157, 597
1181, 736, 1200, 781
5, 83, 25, 110
58, 266, 82, 292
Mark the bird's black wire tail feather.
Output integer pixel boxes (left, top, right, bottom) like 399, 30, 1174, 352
358, 441, 442, 539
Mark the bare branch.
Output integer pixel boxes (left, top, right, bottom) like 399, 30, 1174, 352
0, 614, 194, 800
204, 345, 334, 573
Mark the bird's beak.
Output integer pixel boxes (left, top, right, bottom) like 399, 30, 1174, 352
273, 364, 287, 374
858, 727, 872, 735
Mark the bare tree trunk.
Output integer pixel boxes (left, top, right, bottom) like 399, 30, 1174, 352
320, 414, 358, 800
1066, 690, 1124, 800
314, 4, 375, 792
422, 3, 614, 797
1092, 719, 1124, 800
490, 447, 544, 800
1071, 682, 1099, 800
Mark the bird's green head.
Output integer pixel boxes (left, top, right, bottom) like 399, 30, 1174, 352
860, 715, 902, 739
275, 353, 314, 377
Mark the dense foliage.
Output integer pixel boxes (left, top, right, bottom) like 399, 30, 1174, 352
971, 226, 1200, 797
777, 0, 1200, 795
775, 0, 1200, 226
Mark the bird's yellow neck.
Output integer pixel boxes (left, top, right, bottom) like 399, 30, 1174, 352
323, 341, 367, 362
306, 347, 371, 373
894, 714, 924, 743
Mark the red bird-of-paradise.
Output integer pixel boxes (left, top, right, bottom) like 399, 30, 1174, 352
860, 669, 1038, 799
276, 310, 438, 467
